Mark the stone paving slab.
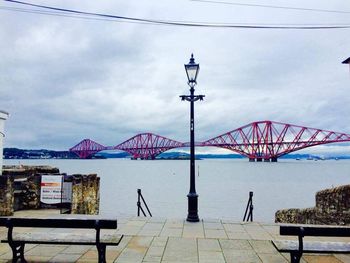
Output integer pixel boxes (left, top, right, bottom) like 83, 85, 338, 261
1, 211, 350, 262
162, 237, 197, 262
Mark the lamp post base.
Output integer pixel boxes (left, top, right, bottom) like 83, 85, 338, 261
187, 193, 199, 222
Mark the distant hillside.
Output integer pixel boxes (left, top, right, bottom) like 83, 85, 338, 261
95, 151, 130, 158
3, 148, 350, 160
3, 148, 78, 159
158, 152, 244, 159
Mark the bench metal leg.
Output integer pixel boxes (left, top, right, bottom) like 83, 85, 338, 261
9, 242, 27, 263
96, 244, 106, 263
290, 228, 304, 263
290, 251, 302, 263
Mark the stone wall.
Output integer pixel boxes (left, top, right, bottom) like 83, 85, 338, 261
0, 175, 14, 216
71, 174, 100, 215
275, 184, 350, 225
3, 165, 59, 212
0, 165, 100, 215
316, 185, 350, 214
13, 175, 41, 211
3, 165, 60, 177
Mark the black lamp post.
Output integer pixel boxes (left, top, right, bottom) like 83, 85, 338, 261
343, 57, 350, 70
342, 57, 350, 65
180, 54, 205, 222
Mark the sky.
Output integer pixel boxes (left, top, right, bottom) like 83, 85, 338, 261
1, 0, 350, 154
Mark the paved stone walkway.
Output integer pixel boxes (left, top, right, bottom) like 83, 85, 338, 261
0, 210, 350, 262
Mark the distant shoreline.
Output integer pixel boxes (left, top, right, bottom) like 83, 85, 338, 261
4, 147, 350, 160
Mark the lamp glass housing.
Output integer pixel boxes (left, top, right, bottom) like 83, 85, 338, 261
185, 56, 200, 83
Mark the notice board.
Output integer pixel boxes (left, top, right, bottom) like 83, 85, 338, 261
40, 175, 72, 204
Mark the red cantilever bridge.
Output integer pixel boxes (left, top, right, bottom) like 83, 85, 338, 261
69, 120, 350, 161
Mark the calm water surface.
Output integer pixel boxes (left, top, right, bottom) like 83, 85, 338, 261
4, 159, 350, 222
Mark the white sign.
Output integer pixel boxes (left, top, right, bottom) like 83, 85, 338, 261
40, 175, 63, 204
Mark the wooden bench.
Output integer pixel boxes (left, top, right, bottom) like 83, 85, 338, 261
0, 217, 123, 263
272, 225, 350, 263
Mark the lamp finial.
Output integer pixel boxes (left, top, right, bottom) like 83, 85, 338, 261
189, 54, 195, 64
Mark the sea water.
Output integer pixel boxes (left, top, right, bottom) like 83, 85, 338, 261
4, 158, 350, 222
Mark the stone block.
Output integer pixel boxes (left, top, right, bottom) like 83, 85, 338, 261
275, 184, 350, 225
0, 175, 13, 216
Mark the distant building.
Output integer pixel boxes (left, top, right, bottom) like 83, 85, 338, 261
0, 110, 9, 175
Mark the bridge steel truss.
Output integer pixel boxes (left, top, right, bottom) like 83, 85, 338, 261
69, 139, 107, 159
69, 121, 350, 160
114, 133, 184, 160
203, 120, 350, 161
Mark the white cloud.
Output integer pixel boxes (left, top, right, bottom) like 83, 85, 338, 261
1, 0, 350, 155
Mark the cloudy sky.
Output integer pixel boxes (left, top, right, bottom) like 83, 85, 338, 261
1, 0, 350, 153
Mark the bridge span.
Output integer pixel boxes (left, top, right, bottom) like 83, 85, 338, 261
69, 120, 350, 161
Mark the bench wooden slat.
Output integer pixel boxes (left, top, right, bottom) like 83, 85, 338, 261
1, 232, 123, 246
0, 217, 117, 229
273, 240, 350, 254
280, 226, 350, 237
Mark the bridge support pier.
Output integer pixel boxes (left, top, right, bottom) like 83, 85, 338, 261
249, 157, 278, 162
